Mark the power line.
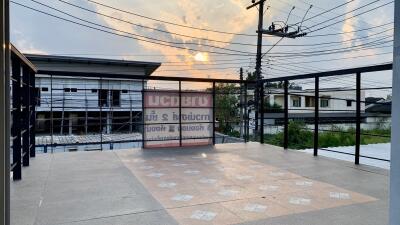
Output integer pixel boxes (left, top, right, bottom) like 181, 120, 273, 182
271, 51, 393, 65
294, 0, 389, 32
294, 0, 356, 26
270, 42, 393, 58
309, 0, 394, 34
87, 0, 256, 37
25, 0, 396, 51
305, 21, 393, 37
54, 0, 260, 47
25, 0, 255, 55
12, 1, 254, 56
281, 34, 393, 53
259, 36, 393, 56
157, 66, 243, 72
52, 0, 394, 48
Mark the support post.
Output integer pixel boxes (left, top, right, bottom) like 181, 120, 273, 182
22, 66, 30, 166
355, 72, 361, 165
283, 80, 289, 149
141, 79, 145, 148
212, 82, 216, 145
1, 0, 11, 223
29, 71, 35, 157
178, 81, 182, 147
11, 57, 22, 180
129, 96, 133, 133
85, 85, 88, 135
314, 76, 319, 156
244, 82, 248, 143
99, 78, 103, 150
390, 2, 400, 224
260, 82, 264, 143
50, 75, 53, 153
239, 68, 244, 138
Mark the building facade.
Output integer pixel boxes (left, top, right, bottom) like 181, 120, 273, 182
27, 54, 160, 135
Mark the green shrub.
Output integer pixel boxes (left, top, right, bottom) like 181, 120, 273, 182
264, 121, 391, 149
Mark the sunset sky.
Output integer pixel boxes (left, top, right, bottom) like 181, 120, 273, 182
10, 0, 395, 96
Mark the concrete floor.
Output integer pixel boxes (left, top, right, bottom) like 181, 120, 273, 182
11, 143, 389, 225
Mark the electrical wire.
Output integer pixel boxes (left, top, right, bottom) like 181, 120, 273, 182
11, 1, 254, 56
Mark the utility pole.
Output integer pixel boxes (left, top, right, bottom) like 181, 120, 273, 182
247, 0, 266, 137
390, 1, 400, 224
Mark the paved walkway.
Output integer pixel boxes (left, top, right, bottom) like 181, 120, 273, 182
11, 143, 389, 225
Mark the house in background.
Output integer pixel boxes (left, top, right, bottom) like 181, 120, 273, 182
261, 87, 366, 125
365, 97, 392, 129
27, 54, 161, 135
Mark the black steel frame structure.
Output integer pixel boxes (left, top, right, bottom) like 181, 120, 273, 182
262, 63, 393, 164
34, 72, 249, 151
10, 45, 37, 181
14, 61, 391, 180
34, 62, 393, 165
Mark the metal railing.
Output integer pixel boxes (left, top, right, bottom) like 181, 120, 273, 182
31, 62, 393, 169
10, 45, 37, 180
260, 63, 392, 164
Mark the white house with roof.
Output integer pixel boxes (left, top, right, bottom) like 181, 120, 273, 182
26, 54, 161, 135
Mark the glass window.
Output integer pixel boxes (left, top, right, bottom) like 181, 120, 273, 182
112, 90, 121, 107
98, 89, 108, 107
320, 99, 329, 108
292, 97, 301, 107
347, 100, 352, 107
305, 96, 315, 107
34, 88, 41, 106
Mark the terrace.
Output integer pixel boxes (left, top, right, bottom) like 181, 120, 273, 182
4, 46, 396, 225
12, 143, 388, 225
1, 0, 400, 224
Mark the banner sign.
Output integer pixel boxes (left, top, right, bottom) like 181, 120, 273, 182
144, 91, 213, 148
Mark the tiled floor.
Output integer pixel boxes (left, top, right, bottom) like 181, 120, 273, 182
11, 143, 388, 225
117, 150, 376, 225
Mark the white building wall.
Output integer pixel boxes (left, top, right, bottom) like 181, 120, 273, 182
36, 76, 143, 112
268, 89, 365, 113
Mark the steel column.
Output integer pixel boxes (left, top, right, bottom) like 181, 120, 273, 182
260, 83, 264, 143
50, 75, 53, 153
179, 81, 182, 147
314, 76, 319, 156
283, 80, 289, 149
11, 57, 22, 180
22, 66, 30, 166
99, 78, 103, 150
212, 82, 216, 145
29, 71, 35, 157
355, 72, 361, 165
141, 79, 145, 148
244, 82, 248, 143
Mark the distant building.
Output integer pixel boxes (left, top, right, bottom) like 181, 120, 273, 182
247, 87, 367, 125
26, 54, 161, 135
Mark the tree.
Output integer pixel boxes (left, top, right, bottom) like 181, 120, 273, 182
246, 71, 256, 81
214, 83, 239, 134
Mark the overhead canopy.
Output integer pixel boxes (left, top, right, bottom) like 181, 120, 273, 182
25, 54, 161, 77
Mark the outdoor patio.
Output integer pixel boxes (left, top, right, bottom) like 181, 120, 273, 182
11, 143, 388, 225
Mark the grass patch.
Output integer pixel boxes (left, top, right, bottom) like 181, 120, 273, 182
264, 121, 391, 149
